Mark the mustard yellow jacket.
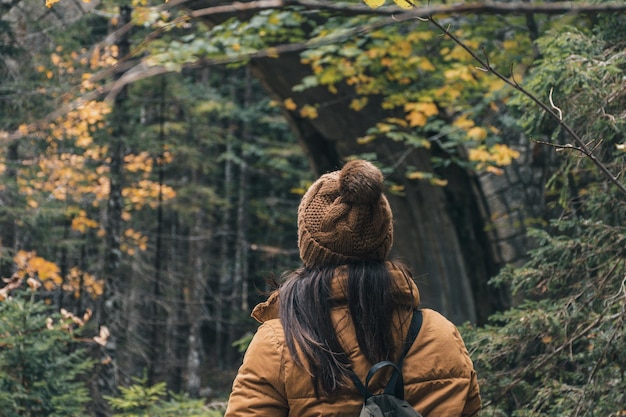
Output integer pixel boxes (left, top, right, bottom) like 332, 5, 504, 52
225, 264, 481, 416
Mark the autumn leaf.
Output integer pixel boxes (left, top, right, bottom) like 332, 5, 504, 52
467, 126, 488, 141
404, 102, 439, 127
491, 144, 520, 165
350, 97, 369, 111
300, 105, 319, 119
408, 102, 438, 117
93, 326, 110, 346
486, 166, 504, 175
417, 58, 436, 72
363, 0, 385, 8
468, 144, 520, 171
393, 0, 414, 9
27, 277, 41, 291
407, 111, 427, 127
453, 115, 475, 130
357, 135, 377, 145
283, 98, 297, 111
430, 177, 449, 187
406, 171, 429, 180
71, 211, 99, 233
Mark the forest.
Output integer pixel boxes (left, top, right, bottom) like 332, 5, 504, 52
0, 0, 624, 415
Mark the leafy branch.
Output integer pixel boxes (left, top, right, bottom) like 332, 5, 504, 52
187, 0, 626, 19
422, 15, 626, 196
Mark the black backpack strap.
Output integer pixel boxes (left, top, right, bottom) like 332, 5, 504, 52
349, 369, 368, 398
399, 308, 423, 366
383, 309, 423, 398
350, 309, 423, 400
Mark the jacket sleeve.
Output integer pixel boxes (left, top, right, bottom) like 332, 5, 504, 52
462, 368, 481, 417
225, 322, 289, 417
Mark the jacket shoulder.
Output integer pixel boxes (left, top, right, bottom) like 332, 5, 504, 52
409, 308, 476, 378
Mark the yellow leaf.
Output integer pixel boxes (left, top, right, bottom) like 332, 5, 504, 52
467, 127, 488, 141
18, 124, 30, 135
412, 102, 438, 117
283, 98, 297, 111
380, 57, 393, 67
406, 111, 427, 127
300, 105, 318, 119
50, 53, 61, 66
486, 166, 504, 175
357, 135, 376, 145
502, 40, 518, 50
430, 178, 448, 187
446, 45, 468, 61
468, 147, 490, 164
350, 98, 368, 112
376, 123, 392, 133
363, 0, 385, 8
453, 115, 474, 130
393, 0, 414, 9
491, 144, 520, 165
45, 0, 60, 8
385, 117, 408, 128
406, 171, 428, 180
418, 58, 435, 72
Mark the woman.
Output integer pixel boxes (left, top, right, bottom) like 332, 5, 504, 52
225, 159, 481, 416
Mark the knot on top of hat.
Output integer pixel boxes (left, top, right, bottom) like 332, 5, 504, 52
339, 159, 384, 204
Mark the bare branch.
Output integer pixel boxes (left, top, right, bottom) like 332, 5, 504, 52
531, 139, 588, 156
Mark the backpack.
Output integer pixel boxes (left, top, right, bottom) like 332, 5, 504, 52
349, 309, 424, 417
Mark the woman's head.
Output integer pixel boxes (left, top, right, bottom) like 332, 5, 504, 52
279, 160, 408, 396
297, 159, 394, 268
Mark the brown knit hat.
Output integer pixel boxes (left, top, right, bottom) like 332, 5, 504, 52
297, 159, 393, 268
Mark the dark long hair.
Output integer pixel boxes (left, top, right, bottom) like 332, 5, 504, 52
279, 260, 410, 397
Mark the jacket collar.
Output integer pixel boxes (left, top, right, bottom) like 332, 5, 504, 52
251, 262, 420, 323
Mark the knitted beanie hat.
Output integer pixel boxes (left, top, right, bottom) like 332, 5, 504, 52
297, 159, 394, 268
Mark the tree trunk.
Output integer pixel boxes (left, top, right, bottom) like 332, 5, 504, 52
217, 129, 234, 367
0, 142, 19, 280
185, 209, 209, 397
97, 6, 132, 414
